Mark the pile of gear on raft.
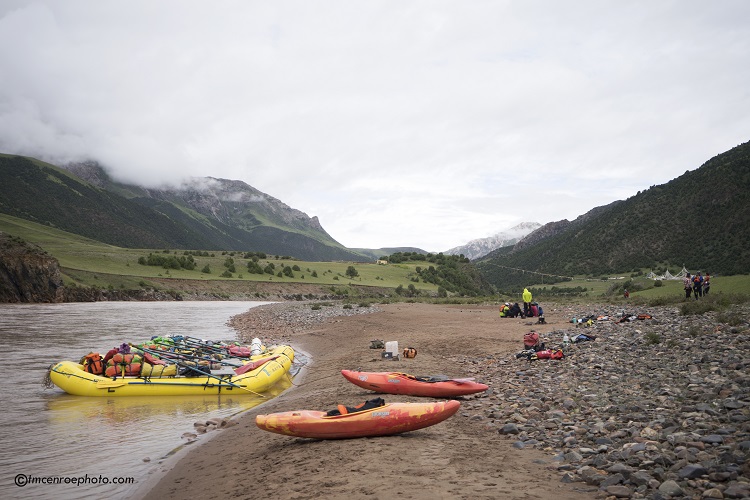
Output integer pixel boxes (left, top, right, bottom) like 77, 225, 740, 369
514, 309, 655, 362
77, 335, 265, 378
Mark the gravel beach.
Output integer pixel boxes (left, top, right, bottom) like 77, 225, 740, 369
140, 301, 750, 500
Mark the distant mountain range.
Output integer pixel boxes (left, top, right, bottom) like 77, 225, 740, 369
476, 139, 750, 289
445, 222, 542, 260
0, 155, 368, 261
2, 139, 748, 280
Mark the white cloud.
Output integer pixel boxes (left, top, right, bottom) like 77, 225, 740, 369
1, 0, 749, 250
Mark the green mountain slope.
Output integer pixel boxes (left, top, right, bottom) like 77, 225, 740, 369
0, 155, 368, 261
0, 154, 214, 249
477, 140, 750, 287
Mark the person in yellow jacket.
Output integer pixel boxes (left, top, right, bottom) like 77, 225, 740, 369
522, 288, 532, 317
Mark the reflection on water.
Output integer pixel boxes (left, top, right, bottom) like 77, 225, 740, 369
0, 301, 292, 500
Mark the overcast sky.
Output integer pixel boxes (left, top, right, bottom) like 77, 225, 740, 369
1, 1, 748, 251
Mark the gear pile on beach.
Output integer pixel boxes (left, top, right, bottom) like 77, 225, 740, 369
463, 304, 750, 500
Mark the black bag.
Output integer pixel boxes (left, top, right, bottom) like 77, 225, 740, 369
326, 397, 386, 416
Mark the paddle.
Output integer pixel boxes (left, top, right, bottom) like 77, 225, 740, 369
148, 340, 244, 367
150, 335, 232, 359
181, 336, 237, 354
134, 346, 265, 397
183, 336, 263, 358
95, 380, 127, 389
150, 337, 224, 356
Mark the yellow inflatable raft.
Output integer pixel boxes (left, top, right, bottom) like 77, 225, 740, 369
48, 345, 294, 397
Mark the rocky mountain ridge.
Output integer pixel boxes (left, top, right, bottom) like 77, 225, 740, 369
445, 222, 542, 260
65, 161, 330, 238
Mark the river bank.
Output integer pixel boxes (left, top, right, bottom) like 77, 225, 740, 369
140, 301, 750, 500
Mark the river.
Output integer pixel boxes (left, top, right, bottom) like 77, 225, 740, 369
0, 301, 293, 500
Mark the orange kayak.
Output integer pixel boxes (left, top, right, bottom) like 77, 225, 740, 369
341, 370, 488, 397
255, 400, 460, 439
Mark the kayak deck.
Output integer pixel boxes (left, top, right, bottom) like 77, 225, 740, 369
256, 400, 460, 439
341, 370, 488, 397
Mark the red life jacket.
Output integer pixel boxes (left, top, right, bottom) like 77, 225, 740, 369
228, 345, 252, 357
523, 332, 540, 349
535, 349, 564, 360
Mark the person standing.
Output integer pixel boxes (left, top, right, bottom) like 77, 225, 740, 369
522, 288, 532, 317
703, 273, 711, 295
683, 273, 693, 300
693, 272, 703, 299
624, 289, 630, 299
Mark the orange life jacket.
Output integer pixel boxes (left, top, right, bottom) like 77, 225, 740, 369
81, 353, 104, 375
106, 353, 143, 377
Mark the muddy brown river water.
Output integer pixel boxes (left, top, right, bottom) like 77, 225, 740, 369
0, 301, 293, 500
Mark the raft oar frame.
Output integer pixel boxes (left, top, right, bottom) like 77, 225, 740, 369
148, 340, 245, 367
176, 335, 239, 355
133, 346, 265, 397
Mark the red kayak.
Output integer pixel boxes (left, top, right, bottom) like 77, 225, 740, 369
256, 400, 460, 439
341, 370, 488, 397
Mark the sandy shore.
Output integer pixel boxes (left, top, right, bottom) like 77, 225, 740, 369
138, 302, 597, 500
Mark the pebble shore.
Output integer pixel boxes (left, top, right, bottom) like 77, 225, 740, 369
232, 301, 750, 500
230, 302, 382, 345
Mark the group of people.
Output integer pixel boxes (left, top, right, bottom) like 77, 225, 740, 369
498, 302, 524, 318
683, 272, 710, 300
499, 288, 544, 323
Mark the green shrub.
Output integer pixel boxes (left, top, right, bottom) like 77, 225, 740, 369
716, 310, 744, 326
680, 301, 716, 316
644, 332, 661, 345
682, 325, 701, 337
648, 296, 678, 307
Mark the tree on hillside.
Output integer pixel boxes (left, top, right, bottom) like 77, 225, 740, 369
345, 266, 359, 279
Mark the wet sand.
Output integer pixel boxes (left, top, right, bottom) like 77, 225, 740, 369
138, 302, 596, 500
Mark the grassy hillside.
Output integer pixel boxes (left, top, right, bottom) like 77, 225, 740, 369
477, 140, 750, 289
0, 213, 440, 293
0, 154, 216, 249
4, 211, 750, 304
